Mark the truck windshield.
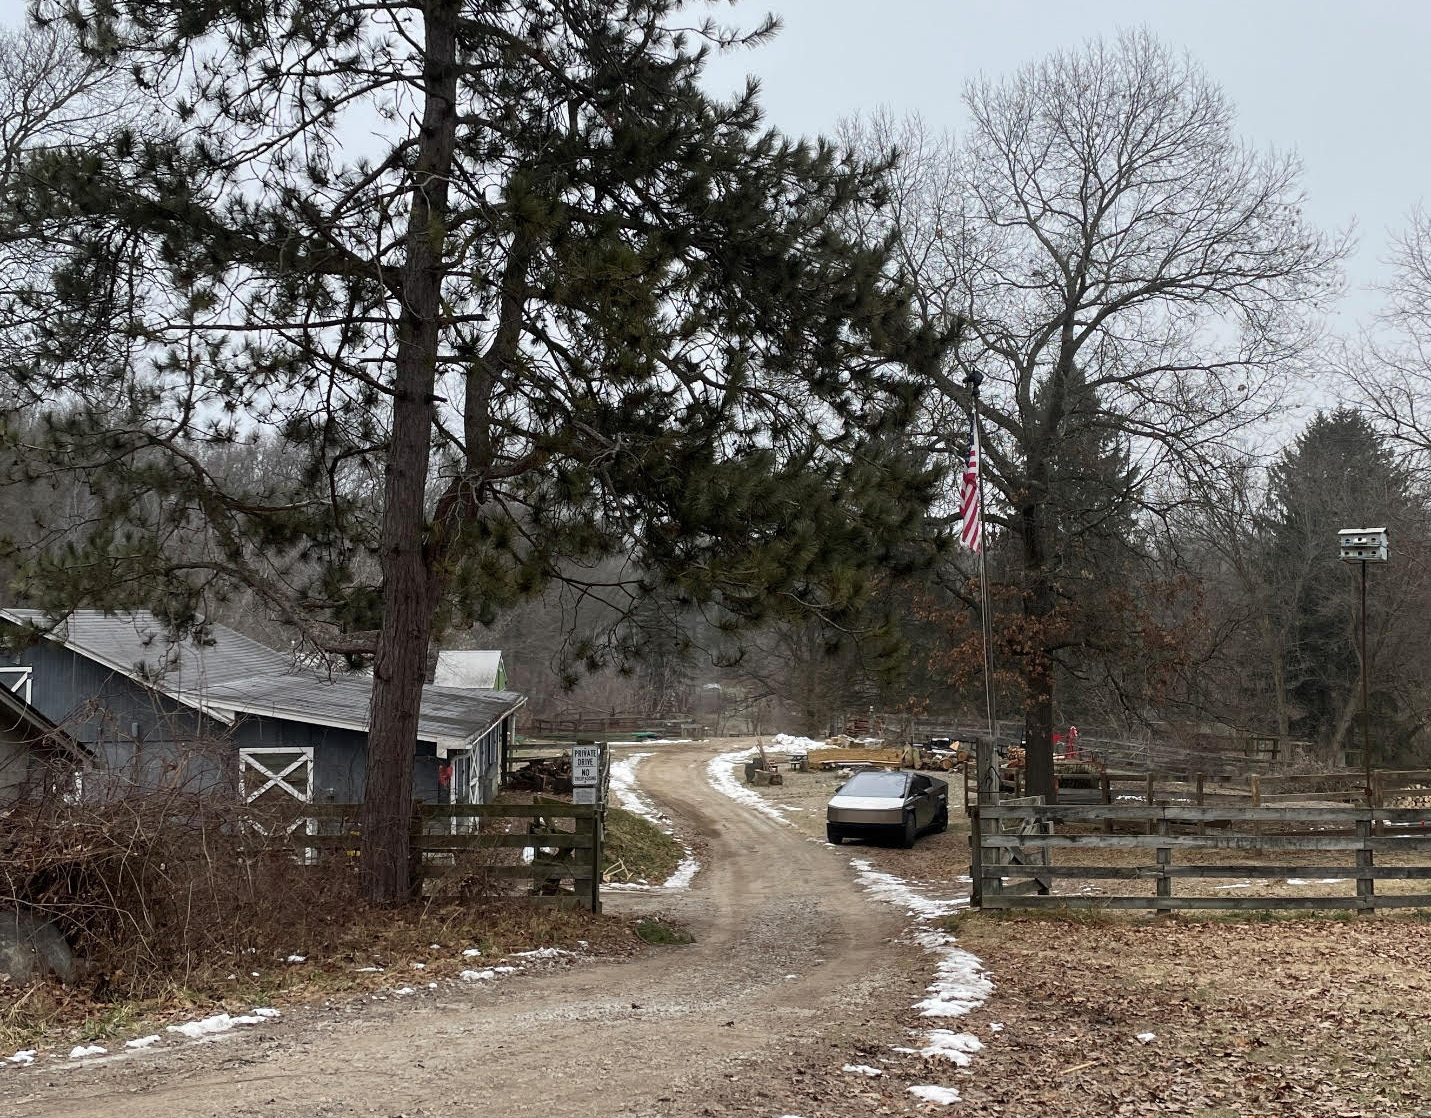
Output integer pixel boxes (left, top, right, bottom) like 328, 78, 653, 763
840, 771, 908, 797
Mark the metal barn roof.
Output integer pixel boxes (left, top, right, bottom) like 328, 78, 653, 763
0, 609, 523, 750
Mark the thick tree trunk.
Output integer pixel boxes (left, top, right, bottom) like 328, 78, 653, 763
1021, 574, 1058, 803
360, 1, 460, 906
1018, 461, 1058, 803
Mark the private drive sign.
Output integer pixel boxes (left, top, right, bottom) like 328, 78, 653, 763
572, 746, 601, 787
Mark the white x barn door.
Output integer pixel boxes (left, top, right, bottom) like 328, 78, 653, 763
238, 747, 314, 805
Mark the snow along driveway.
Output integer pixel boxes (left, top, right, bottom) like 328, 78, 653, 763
1, 741, 944, 1118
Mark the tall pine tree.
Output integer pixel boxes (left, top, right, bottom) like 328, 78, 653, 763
3, 3, 945, 901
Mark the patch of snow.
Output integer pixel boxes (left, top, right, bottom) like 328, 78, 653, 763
1135, 1032, 1156, 1044
920, 1030, 983, 1066
7, 1049, 36, 1065
1285, 878, 1347, 885
908, 1084, 962, 1105
663, 855, 700, 890
393, 986, 416, 996
783, 974, 799, 980
912, 937, 994, 1018
707, 750, 790, 824
166, 1012, 273, 1040
989, 1022, 1004, 1032
411, 962, 425, 969
1213, 882, 1254, 890
285, 954, 306, 963
608, 753, 665, 823
253, 1008, 280, 1019
771, 733, 822, 751
511, 947, 573, 960
493, 965, 517, 975
842, 1063, 884, 1076
356, 966, 383, 973
461, 968, 497, 981
462, 948, 482, 958
848, 857, 991, 1080
68, 1045, 107, 1059
611, 754, 701, 890
125, 1035, 161, 1050
849, 859, 964, 921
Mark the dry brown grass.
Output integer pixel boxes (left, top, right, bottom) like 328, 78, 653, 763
950, 910, 1431, 1116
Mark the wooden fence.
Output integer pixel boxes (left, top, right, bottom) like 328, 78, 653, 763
296, 801, 603, 912
962, 763, 1431, 815
525, 715, 703, 738
967, 739, 1431, 913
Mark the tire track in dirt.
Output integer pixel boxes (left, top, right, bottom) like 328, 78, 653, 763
0, 741, 913, 1118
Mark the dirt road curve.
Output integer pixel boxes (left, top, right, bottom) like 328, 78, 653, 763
0, 743, 920, 1118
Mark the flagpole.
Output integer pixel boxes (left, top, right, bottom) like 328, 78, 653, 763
967, 371, 998, 749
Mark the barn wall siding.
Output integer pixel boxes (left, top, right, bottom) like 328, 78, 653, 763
2, 641, 487, 805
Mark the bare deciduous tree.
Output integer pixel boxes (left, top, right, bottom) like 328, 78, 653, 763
847, 31, 1344, 797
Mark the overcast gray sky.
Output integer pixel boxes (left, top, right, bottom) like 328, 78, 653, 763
2, 0, 1423, 332
700, 0, 1431, 334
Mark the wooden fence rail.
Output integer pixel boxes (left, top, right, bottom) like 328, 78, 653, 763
973, 802, 1431, 912
963, 764, 1431, 816
289, 801, 602, 911
968, 737, 1431, 913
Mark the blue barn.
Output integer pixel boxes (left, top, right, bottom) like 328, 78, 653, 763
0, 609, 525, 810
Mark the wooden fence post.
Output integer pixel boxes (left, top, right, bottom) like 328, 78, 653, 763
1356, 816, 1375, 916
1101, 772, 1113, 835
1196, 772, 1207, 836
969, 807, 984, 909
1155, 817, 1172, 916
1145, 772, 1156, 835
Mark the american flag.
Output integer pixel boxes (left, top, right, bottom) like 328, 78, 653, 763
958, 423, 981, 553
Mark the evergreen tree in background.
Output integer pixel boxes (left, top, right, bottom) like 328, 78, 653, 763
1265, 409, 1420, 751
1, 2, 946, 901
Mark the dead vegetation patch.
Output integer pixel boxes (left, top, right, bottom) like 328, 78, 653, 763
949, 910, 1431, 1116
0, 791, 637, 1053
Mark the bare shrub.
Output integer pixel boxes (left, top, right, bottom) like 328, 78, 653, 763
0, 782, 358, 998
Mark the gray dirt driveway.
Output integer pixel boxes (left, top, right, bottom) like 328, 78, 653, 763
0, 740, 977, 1118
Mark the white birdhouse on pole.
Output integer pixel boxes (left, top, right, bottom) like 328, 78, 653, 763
1338, 528, 1388, 564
